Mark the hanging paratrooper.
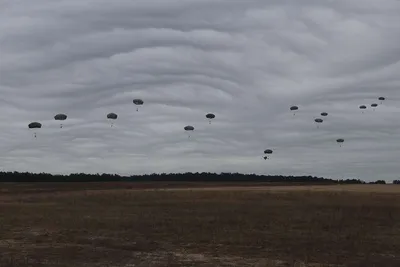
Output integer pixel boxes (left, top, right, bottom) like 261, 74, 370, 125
314, 118, 323, 128
133, 99, 144, 112
54, 113, 67, 128
184, 125, 194, 138
28, 122, 42, 138
336, 138, 344, 147
205, 113, 215, 124
263, 149, 273, 160
290, 106, 299, 116
107, 113, 118, 127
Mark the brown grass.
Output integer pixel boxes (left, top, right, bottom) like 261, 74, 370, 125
0, 183, 399, 266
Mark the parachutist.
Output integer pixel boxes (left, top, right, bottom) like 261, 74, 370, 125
206, 113, 215, 124
133, 99, 144, 111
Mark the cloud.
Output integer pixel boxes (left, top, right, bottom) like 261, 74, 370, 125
1, 0, 400, 181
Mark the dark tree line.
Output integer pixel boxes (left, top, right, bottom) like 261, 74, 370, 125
0, 171, 381, 184
393, 180, 400, 184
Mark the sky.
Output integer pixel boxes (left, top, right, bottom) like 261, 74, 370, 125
1, 0, 400, 181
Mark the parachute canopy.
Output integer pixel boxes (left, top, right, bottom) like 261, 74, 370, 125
371, 103, 378, 107
359, 105, 367, 109
206, 113, 215, 119
378, 97, 385, 101
133, 99, 144, 105
336, 138, 344, 143
264, 149, 273, 154
290, 106, 298, 111
321, 112, 328, 117
184, 125, 194, 131
107, 113, 118, 119
28, 122, 42, 129
54, 114, 67, 120
314, 118, 323, 123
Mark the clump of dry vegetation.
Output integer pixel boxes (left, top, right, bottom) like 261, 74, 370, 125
0, 184, 399, 266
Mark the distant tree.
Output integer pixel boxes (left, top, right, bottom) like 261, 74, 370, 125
393, 180, 400, 184
370, 180, 386, 184
336, 179, 365, 185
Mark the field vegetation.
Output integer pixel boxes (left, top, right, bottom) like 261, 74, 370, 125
0, 183, 399, 266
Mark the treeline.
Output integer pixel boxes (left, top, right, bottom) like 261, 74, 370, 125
0, 171, 377, 184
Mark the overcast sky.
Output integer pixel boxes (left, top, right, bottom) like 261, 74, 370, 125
1, 0, 400, 181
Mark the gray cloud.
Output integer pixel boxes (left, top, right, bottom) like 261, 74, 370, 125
1, 0, 400, 181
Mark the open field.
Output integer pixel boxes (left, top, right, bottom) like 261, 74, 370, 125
1, 183, 400, 266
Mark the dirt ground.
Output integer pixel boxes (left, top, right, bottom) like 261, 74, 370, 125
0, 183, 399, 266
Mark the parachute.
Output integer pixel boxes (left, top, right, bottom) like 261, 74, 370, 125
263, 149, 273, 160
371, 103, 378, 111
133, 99, 144, 111
378, 97, 385, 104
205, 113, 215, 124
54, 113, 67, 128
290, 106, 299, 115
184, 125, 194, 138
336, 138, 344, 147
107, 113, 118, 127
28, 122, 42, 138
321, 112, 328, 117
359, 105, 367, 113
314, 118, 323, 128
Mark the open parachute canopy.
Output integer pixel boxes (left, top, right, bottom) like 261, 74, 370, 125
321, 112, 328, 117
314, 118, 323, 123
107, 113, 118, 119
54, 114, 67, 120
264, 149, 273, 154
206, 113, 215, 119
359, 105, 367, 109
28, 122, 42, 129
290, 106, 299, 111
133, 99, 144, 105
184, 125, 194, 131
371, 103, 378, 108
378, 97, 385, 101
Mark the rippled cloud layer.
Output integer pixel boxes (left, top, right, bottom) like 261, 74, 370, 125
1, 0, 400, 181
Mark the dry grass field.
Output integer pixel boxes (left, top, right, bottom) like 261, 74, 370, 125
1, 183, 400, 266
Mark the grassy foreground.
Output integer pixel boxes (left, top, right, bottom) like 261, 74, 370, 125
0, 184, 399, 266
